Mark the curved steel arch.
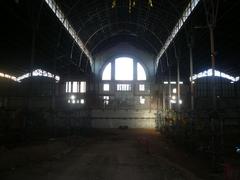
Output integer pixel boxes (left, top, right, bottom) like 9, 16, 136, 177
75, 21, 167, 68
68, 5, 179, 52
50, 0, 183, 72
63, 2, 179, 28
67, 5, 179, 71
72, 5, 179, 32
155, 0, 201, 71
89, 32, 159, 54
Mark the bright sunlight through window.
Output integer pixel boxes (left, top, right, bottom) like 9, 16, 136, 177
137, 63, 146, 80
102, 57, 146, 81
102, 63, 111, 80
115, 57, 133, 80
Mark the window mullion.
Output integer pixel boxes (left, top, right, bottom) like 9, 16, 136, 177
112, 60, 115, 81
133, 60, 137, 81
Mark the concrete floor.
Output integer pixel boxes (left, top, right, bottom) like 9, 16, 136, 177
1, 129, 203, 180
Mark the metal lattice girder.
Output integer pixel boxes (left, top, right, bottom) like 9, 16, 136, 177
44, 0, 93, 68
155, 0, 201, 72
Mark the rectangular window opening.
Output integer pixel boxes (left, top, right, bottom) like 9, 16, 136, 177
103, 96, 110, 105
72, 81, 78, 93
80, 81, 86, 93
140, 96, 145, 104
65, 81, 72, 93
117, 84, 132, 91
103, 84, 110, 91
139, 84, 145, 91
80, 99, 85, 104
66, 81, 86, 93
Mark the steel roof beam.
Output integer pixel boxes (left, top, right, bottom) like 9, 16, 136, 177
155, 0, 201, 72
44, 0, 93, 68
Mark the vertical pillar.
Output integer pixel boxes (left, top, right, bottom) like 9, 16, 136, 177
133, 60, 137, 80
111, 59, 115, 95
189, 41, 194, 111
209, 25, 216, 109
133, 60, 137, 95
52, 59, 57, 110
28, 3, 36, 110
177, 56, 180, 113
168, 69, 172, 110
4, 97, 8, 108
203, 0, 218, 110
163, 85, 167, 127
111, 59, 115, 81
162, 85, 166, 111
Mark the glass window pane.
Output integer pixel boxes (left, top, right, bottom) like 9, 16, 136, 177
68, 82, 72, 93
103, 84, 110, 91
137, 63, 146, 80
65, 82, 68, 93
115, 57, 133, 80
117, 84, 132, 91
102, 63, 111, 80
139, 84, 145, 91
72, 81, 78, 93
103, 96, 109, 105
140, 96, 145, 104
80, 81, 86, 93
80, 99, 85, 104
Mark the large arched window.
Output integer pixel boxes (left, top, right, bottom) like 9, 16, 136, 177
101, 57, 147, 105
137, 62, 146, 80
102, 57, 146, 81
115, 57, 133, 80
102, 63, 111, 80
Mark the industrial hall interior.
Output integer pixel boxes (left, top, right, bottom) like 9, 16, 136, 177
0, 0, 240, 179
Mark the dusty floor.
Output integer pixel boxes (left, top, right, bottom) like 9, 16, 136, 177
1, 129, 210, 180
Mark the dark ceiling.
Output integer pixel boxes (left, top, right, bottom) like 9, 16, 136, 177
0, 0, 239, 79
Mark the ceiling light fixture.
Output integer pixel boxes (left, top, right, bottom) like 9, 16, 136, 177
112, 0, 154, 13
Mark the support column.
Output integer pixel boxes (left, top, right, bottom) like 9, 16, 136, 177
162, 85, 166, 111
168, 69, 172, 110
189, 40, 194, 111
209, 25, 216, 109
133, 60, 137, 95
177, 57, 181, 113
111, 60, 115, 81
203, 0, 218, 110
